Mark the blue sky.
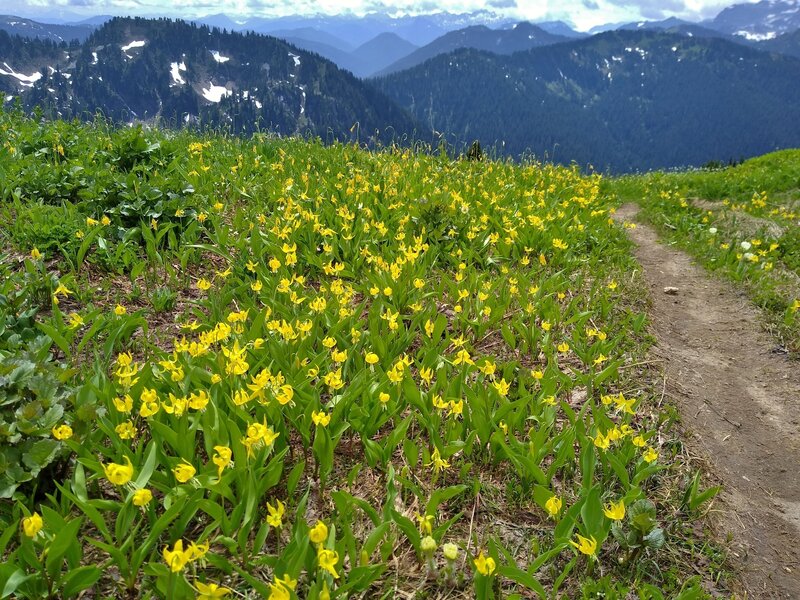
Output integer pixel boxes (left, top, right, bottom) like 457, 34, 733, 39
5, 0, 755, 30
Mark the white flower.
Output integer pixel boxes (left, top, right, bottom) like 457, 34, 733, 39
709, 227, 717, 234
740, 241, 752, 250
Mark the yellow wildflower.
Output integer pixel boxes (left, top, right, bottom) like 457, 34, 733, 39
173, 461, 196, 483
115, 421, 137, 440
318, 548, 339, 578
163, 540, 190, 572
603, 500, 625, 521
309, 520, 328, 545
266, 499, 285, 528
545, 495, 562, 518
195, 582, 231, 599
103, 456, 134, 486
473, 551, 496, 576
52, 424, 72, 440
570, 534, 598, 556
312, 411, 331, 427
22, 512, 43, 538
133, 488, 153, 507
212, 446, 232, 479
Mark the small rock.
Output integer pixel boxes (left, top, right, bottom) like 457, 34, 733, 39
663, 287, 679, 295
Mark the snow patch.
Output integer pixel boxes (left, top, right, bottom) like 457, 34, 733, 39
91, 52, 98, 64
121, 40, 146, 52
255, 99, 263, 109
201, 83, 230, 103
735, 30, 777, 41
210, 51, 230, 63
170, 62, 186, 85
0, 63, 42, 87
5, 95, 14, 102
288, 52, 300, 67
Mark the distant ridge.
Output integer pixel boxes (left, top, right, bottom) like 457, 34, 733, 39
0, 17, 417, 142
376, 22, 569, 76
376, 30, 800, 172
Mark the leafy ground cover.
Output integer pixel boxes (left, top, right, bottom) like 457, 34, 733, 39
606, 152, 800, 353
0, 109, 726, 599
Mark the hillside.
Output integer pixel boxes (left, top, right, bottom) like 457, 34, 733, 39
377, 22, 569, 76
0, 107, 736, 600
0, 15, 95, 43
275, 31, 419, 78
0, 16, 417, 141
760, 27, 800, 57
375, 30, 800, 172
352, 33, 418, 77
706, 0, 800, 39
616, 17, 742, 41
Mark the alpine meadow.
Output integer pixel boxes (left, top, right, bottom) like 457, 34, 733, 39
1, 1, 800, 599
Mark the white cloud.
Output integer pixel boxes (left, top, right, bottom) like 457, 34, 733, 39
6, 0, 763, 30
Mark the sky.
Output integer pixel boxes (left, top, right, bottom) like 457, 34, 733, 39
4, 0, 759, 31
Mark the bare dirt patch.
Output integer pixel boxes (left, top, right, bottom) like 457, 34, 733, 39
615, 204, 800, 599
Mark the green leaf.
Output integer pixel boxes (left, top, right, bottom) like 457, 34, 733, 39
361, 523, 390, 559
22, 439, 60, 473
76, 226, 102, 271
45, 517, 84, 579
133, 441, 157, 489
643, 527, 665, 549
286, 460, 306, 497
391, 510, 421, 552
500, 323, 517, 349
36, 322, 71, 358
497, 564, 546, 597
580, 485, 605, 542
425, 484, 468, 516
579, 439, 595, 491
0, 565, 33, 599
61, 566, 102, 598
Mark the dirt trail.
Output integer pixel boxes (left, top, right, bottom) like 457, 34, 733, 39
615, 204, 800, 599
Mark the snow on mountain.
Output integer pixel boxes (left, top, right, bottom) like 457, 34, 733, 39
201, 83, 231, 103
121, 39, 146, 58
0, 62, 42, 88
708, 0, 800, 39
170, 61, 186, 85
120, 40, 146, 52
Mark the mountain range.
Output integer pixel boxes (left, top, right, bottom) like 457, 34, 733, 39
0, 17, 415, 142
375, 22, 570, 76
4, 1, 800, 77
375, 30, 800, 172
1, 1, 800, 172
0, 16, 94, 43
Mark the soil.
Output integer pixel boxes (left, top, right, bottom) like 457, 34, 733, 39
615, 204, 800, 599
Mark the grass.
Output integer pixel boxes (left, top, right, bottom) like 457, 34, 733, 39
604, 152, 800, 353
0, 107, 732, 599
